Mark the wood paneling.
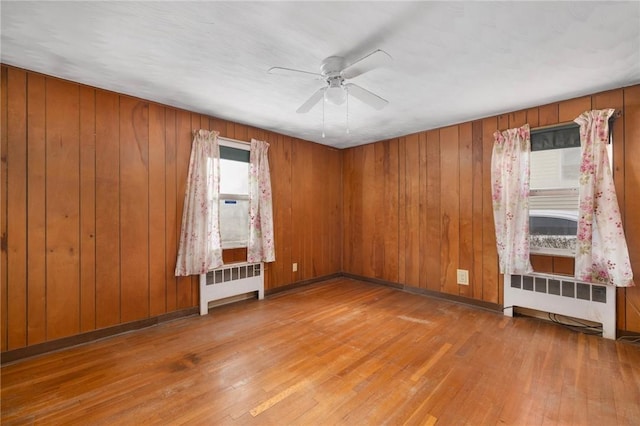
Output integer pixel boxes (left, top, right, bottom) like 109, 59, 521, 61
3, 64, 640, 354
552, 257, 574, 276
345, 140, 399, 282
416, 133, 428, 290
538, 103, 558, 126
265, 133, 292, 290
403, 134, 420, 288
45, 78, 81, 341
530, 255, 553, 273
397, 138, 405, 286
148, 103, 166, 317
440, 126, 460, 295
164, 108, 178, 312
95, 90, 121, 329
425, 130, 441, 291
342, 84, 640, 332
481, 117, 499, 303
79, 86, 96, 332
1, 66, 8, 351
342, 147, 363, 276
291, 139, 312, 280
291, 139, 342, 283
471, 120, 484, 300
379, 140, 399, 282
458, 123, 473, 298
525, 107, 539, 127
559, 96, 591, 122
6, 67, 28, 349
119, 98, 150, 322
2, 65, 342, 352
222, 248, 247, 264
27, 73, 46, 344
509, 110, 528, 128
623, 85, 640, 331
175, 110, 192, 309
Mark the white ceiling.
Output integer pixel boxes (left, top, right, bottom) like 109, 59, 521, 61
2, 1, 639, 149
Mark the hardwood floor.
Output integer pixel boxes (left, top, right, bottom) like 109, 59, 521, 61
2, 278, 639, 425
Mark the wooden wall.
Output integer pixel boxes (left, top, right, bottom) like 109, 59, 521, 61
0, 65, 342, 352
343, 85, 640, 333
2, 63, 639, 355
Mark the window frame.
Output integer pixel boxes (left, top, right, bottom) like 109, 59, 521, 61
528, 121, 614, 258
218, 137, 250, 250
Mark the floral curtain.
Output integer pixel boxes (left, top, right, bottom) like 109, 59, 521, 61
574, 109, 634, 287
491, 124, 533, 275
247, 139, 275, 263
175, 130, 223, 276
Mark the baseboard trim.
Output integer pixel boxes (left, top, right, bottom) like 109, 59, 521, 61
266, 273, 342, 296
1, 308, 198, 365
1, 274, 343, 364
343, 273, 502, 313
0, 272, 516, 364
342, 273, 404, 289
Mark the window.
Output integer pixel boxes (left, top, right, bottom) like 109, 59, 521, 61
218, 140, 250, 249
529, 123, 612, 256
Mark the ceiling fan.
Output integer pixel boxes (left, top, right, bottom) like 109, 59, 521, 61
268, 49, 392, 113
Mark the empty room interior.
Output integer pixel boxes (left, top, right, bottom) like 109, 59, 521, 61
2, 1, 640, 425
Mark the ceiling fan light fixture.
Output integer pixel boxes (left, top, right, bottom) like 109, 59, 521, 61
271, 49, 390, 113
324, 86, 346, 105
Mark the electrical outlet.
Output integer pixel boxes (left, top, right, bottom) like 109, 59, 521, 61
457, 269, 469, 285
292, 263, 298, 272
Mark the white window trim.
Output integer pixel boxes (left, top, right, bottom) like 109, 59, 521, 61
219, 137, 250, 250
219, 136, 250, 151
527, 121, 614, 258
219, 193, 249, 201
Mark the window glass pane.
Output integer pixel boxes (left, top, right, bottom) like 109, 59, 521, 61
218, 142, 250, 250
220, 159, 249, 195
530, 216, 577, 236
529, 145, 580, 256
529, 210, 578, 255
531, 124, 580, 151
528, 122, 614, 258
530, 147, 580, 191
220, 145, 250, 163
219, 199, 249, 248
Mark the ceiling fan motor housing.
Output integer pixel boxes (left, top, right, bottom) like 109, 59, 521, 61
320, 56, 345, 77
280, 50, 389, 113
321, 56, 347, 105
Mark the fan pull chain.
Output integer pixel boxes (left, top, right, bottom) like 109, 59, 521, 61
346, 88, 350, 134
322, 96, 326, 138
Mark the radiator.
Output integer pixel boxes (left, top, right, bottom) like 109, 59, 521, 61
504, 273, 616, 339
199, 262, 264, 315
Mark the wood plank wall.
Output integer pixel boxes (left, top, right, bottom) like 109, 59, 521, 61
2, 64, 639, 354
343, 85, 640, 333
0, 65, 342, 352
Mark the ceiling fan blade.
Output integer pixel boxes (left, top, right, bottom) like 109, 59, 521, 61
345, 83, 388, 110
268, 66, 323, 79
341, 49, 392, 80
296, 87, 326, 113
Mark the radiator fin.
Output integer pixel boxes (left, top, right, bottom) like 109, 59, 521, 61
199, 262, 265, 315
206, 263, 262, 286
510, 274, 606, 304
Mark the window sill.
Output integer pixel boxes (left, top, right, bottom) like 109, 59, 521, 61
221, 244, 248, 250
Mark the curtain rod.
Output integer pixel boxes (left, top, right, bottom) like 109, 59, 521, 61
219, 136, 250, 145
191, 129, 250, 145
530, 109, 622, 133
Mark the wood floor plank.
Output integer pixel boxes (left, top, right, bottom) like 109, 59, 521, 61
2, 277, 639, 425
